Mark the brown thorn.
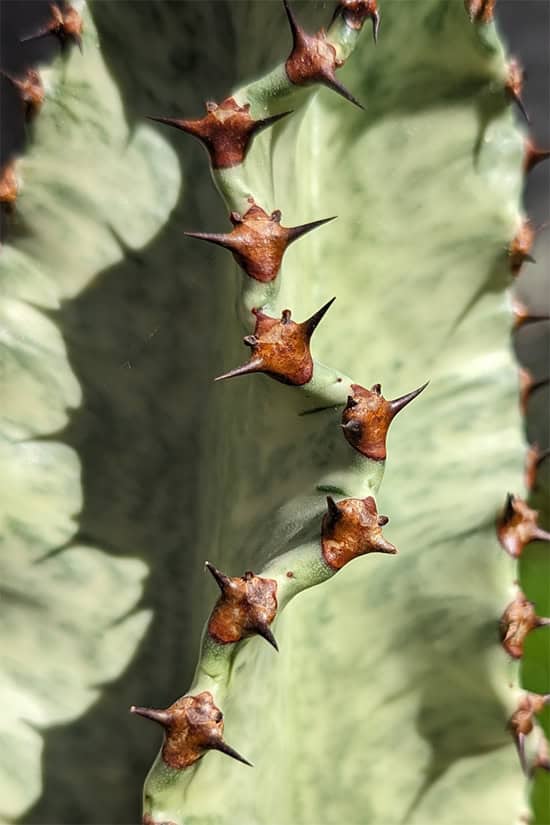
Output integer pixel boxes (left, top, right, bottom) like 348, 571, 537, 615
372, 9, 381, 42
251, 110, 293, 138
209, 739, 253, 767
283, 0, 301, 50
214, 358, 264, 382
326, 495, 342, 525
130, 705, 171, 727
322, 74, 365, 110
331, 1, 380, 41
302, 296, 336, 338
524, 138, 550, 174
255, 622, 279, 652
184, 230, 236, 250
506, 59, 530, 124
285, 215, 337, 244
205, 561, 232, 592
389, 381, 430, 416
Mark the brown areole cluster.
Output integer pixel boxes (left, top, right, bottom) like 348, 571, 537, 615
497, 494, 550, 558
0, 68, 44, 120
321, 495, 396, 570
341, 381, 428, 461
206, 563, 279, 650
332, 0, 380, 41
283, 0, 363, 109
21, 3, 83, 52
185, 199, 335, 283
149, 99, 289, 170
130, 691, 252, 770
499, 590, 550, 660
215, 300, 335, 386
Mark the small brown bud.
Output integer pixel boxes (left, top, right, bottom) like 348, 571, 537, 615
284, 0, 363, 108
341, 381, 428, 461
524, 138, 550, 174
321, 495, 397, 570
205, 562, 278, 650
21, 4, 83, 52
332, 0, 380, 42
505, 59, 529, 123
464, 0, 496, 23
499, 590, 550, 659
148, 98, 289, 169
497, 493, 550, 558
185, 199, 335, 282
1, 69, 44, 120
0, 161, 18, 207
215, 299, 334, 386
130, 691, 252, 769
509, 220, 536, 275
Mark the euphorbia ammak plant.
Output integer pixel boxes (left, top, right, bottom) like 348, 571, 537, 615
1, 1, 549, 823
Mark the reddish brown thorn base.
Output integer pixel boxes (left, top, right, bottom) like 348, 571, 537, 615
283, 0, 363, 108
148, 98, 289, 170
205, 562, 278, 649
499, 590, 550, 659
1, 68, 44, 120
507, 692, 550, 775
465, 0, 496, 23
524, 138, 550, 174
505, 59, 529, 123
497, 493, 550, 558
215, 299, 334, 386
130, 691, 252, 769
321, 495, 397, 570
332, 0, 380, 42
0, 161, 18, 207
524, 444, 550, 491
509, 220, 536, 276
341, 381, 428, 461
21, 4, 83, 52
185, 198, 335, 282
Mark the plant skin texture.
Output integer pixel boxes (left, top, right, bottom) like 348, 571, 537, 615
1, 1, 550, 824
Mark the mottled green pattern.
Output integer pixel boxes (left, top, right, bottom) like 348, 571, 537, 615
0, 0, 533, 823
